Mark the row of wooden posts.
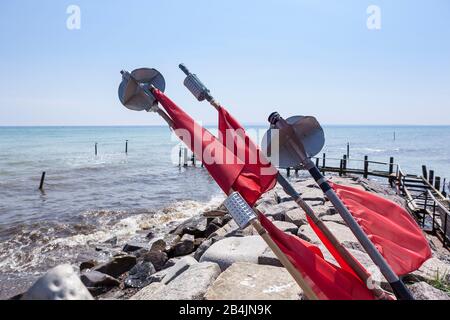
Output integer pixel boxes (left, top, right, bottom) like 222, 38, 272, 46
94, 141, 129, 156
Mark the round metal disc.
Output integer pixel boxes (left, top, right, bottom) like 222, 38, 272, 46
118, 68, 165, 111
262, 115, 325, 168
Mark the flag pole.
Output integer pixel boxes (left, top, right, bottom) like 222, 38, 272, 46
178, 64, 390, 299
267, 112, 414, 300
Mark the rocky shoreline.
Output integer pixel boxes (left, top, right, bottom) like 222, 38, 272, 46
13, 175, 450, 300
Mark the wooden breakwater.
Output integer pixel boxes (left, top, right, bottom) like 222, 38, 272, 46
283, 154, 449, 248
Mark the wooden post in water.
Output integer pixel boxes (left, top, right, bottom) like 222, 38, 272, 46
315, 157, 319, 168
389, 157, 394, 175
363, 156, 369, 178
95, 143, 98, 156
191, 153, 196, 167
339, 159, 343, 177
343, 155, 347, 172
346, 143, 350, 159
183, 148, 188, 167
178, 146, 182, 167
422, 165, 428, 179
322, 153, 326, 172
442, 178, 447, 197
286, 168, 291, 177
429, 170, 434, 185
435, 176, 441, 191
39, 172, 46, 190
125, 140, 128, 154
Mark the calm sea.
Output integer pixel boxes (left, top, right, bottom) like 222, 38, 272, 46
0, 125, 449, 298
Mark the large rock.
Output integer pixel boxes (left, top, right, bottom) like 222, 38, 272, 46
131, 262, 221, 300
283, 208, 307, 227
22, 264, 93, 300
163, 256, 198, 285
272, 221, 298, 234
298, 221, 360, 250
124, 261, 156, 288
141, 251, 168, 271
194, 236, 224, 261
200, 236, 268, 271
93, 254, 137, 278
404, 257, 450, 284
205, 262, 302, 300
408, 282, 450, 300
173, 234, 195, 257
170, 215, 208, 238
80, 271, 120, 295
123, 240, 151, 253
210, 220, 258, 238
258, 247, 282, 267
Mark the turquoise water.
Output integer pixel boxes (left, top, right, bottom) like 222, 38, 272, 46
0, 125, 449, 297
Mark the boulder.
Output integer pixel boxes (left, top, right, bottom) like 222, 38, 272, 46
150, 238, 168, 252
141, 251, 168, 271
408, 282, 450, 300
313, 205, 336, 217
93, 254, 137, 278
170, 215, 208, 238
124, 262, 156, 288
22, 264, 93, 300
258, 247, 282, 267
321, 214, 346, 225
283, 208, 307, 227
79, 260, 97, 272
131, 262, 221, 300
298, 221, 360, 250
162, 234, 181, 254
200, 236, 268, 271
205, 262, 302, 300
123, 240, 151, 253
173, 234, 195, 257
272, 221, 298, 234
404, 257, 450, 284
194, 236, 224, 261
210, 220, 257, 238
80, 271, 120, 294
162, 256, 198, 285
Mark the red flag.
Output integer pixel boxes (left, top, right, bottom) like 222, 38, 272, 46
152, 89, 274, 205
330, 182, 432, 275
218, 107, 366, 277
259, 213, 375, 300
218, 106, 277, 205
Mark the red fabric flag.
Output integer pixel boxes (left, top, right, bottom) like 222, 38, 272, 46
330, 182, 432, 275
152, 89, 273, 205
218, 107, 366, 277
259, 213, 375, 300
218, 107, 277, 204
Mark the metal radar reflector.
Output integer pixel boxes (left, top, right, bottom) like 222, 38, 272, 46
262, 113, 325, 168
118, 68, 166, 112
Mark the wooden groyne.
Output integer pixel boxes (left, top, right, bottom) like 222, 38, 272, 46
284, 154, 449, 248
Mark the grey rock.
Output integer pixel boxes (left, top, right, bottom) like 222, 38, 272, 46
131, 262, 221, 300
162, 234, 181, 254
194, 236, 224, 261
93, 254, 137, 278
22, 264, 93, 300
321, 214, 346, 225
80, 271, 120, 291
123, 240, 151, 253
124, 261, 156, 288
163, 256, 198, 285
272, 221, 298, 234
149, 238, 168, 252
170, 215, 208, 237
408, 282, 450, 300
258, 247, 282, 267
164, 257, 182, 269
200, 236, 268, 271
205, 262, 302, 300
298, 221, 360, 250
79, 260, 97, 272
142, 251, 168, 271
284, 208, 307, 227
173, 234, 195, 257
404, 257, 450, 284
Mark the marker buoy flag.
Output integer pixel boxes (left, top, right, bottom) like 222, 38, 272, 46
330, 182, 432, 275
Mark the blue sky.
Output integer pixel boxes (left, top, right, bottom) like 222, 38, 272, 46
0, 0, 449, 126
